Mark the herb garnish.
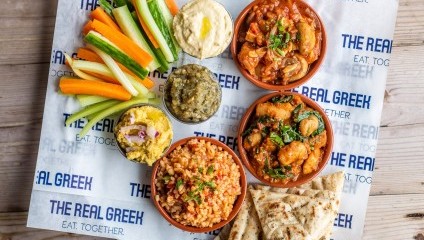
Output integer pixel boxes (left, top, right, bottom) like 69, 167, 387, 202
184, 191, 202, 204
243, 115, 274, 137
270, 132, 284, 147
183, 178, 216, 205
264, 159, 293, 179
294, 110, 325, 136
296, 32, 301, 41
207, 165, 214, 175
163, 175, 171, 183
270, 95, 293, 103
279, 124, 305, 143
277, 20, 285, 32
176, 179, 184, 189
269, 32, 290, 50
198, 167, 204, 173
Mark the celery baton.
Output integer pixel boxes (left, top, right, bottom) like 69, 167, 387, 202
79, 98, 149, 137
65, 100, 120, 126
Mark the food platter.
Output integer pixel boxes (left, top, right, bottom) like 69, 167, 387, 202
27, 0, 400, 239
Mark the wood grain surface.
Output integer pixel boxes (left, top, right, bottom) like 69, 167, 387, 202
0, 0, 423, 239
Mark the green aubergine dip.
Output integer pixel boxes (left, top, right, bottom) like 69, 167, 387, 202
164, 64, 222, 123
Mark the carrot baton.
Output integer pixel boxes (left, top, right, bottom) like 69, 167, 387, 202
132, 0, 160, 49
77, 48, 103, 63
71, 59, 151, 94
165, 0, 179, 16
137, 77, 155, 89
82, 21, 93, 35
59, 78, 132, 101
90, 7, 122, 32
89, 19, 153, 68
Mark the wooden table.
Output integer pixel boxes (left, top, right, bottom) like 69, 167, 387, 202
0, 0, 422, 239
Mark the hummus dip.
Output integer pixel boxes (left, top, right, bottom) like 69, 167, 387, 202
114, 105, 173, 166
173, 0, 233, 59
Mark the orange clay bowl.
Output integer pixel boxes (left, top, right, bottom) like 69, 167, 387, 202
231, 0, 327, 91
237, 92, 334, 188
151, 137, 247, 233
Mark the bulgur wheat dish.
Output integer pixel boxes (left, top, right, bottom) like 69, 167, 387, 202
154, 138, 241, 228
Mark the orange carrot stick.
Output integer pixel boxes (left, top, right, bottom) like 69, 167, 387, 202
82, 21, 93, 35
77, 48, 103, 63
59, 78, 131, 101
165, 0, 179, 16
137, 77, 155, 89
133, 1, 160, 48
81, 71, 120, 84
90, 7, 121, 33
90, 20, 153, 68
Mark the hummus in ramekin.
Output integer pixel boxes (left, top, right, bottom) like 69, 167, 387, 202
114, 105, 173, 166
173, 0, 233, 59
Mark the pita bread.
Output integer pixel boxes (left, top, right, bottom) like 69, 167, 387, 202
250, 189, 337, 240
215, 171, 344, 240
299, 171, 344, 194
214, 185, 262, 240
226, 185, 262, 240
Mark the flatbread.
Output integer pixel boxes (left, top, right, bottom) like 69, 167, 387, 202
215, 171, 344, 240
250, 190, 336, 240
299, 171, 344, 194
250, 172, 344, 240
227, 185, 262, 240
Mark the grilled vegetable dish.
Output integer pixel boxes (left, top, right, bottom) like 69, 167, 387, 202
237, 0, 322, 85
242, 94, 327, 184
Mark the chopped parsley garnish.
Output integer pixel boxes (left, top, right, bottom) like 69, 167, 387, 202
176, 179, 184, 189
277, 20, 285, 32
163, 175, 171, 183
183, 179, 216, 205
204, 181, 216, 189
207, 165, 214, 175
184, 191, 202, 204
198, 167, 204, 173
276, 48, 285, 56
269, 32, 291, 50
296, 32, 301, 41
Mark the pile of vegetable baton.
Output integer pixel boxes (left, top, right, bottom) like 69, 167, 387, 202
60, 0, 181, 137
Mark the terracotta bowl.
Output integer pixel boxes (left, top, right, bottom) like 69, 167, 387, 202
151, 137, 247, 233
237, 92, 334, 188
231, 0, 327, 91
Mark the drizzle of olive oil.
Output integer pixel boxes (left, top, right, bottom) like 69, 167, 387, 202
200, 17, 211, 40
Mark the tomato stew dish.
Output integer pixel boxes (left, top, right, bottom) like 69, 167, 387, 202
236, 0, 323, 85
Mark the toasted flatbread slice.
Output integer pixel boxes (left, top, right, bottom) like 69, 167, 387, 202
226, 185, 261, 240
299, 171, 344, 195
250, 171, 344, 240
250, 189, 338, 240
216, 172, 344, 240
